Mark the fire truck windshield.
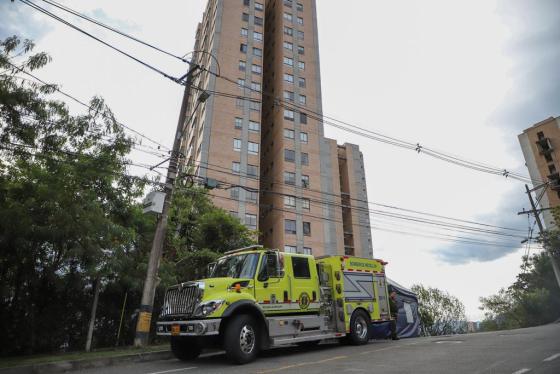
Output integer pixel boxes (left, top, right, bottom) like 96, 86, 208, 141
210, 253, 260, 279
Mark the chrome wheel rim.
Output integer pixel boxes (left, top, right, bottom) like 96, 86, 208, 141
239, 325, 255, 354
355, 316, 368, 340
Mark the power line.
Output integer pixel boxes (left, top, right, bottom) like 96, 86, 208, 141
37, 0, 195, 65
18, 0, 182, 84
5, 64, 172, 151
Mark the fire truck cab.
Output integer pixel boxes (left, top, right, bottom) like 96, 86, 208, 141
156, 246, 391, 364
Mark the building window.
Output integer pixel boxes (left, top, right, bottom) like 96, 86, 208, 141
247, 164, 258, 178
231, 187, 240, 199
253, 47, 262, 57
292, 257, 310, 278
230, 210, 239, 218
248, 141, 259, 154
251, 64, 262, 74
284, 109, 295, 121
284, 73, 294, 83
248, 120, 260, 132
297, 16, 303, 25
284, 12, 293, 22
284, 128, 295, 139
297, 2, 303, 11
249, 100, 260, 111
284, 90, 294, 101
298, 95, 306, 105
238, 78, 245, 88
283, 56, 294, 66
301, 174, 309, 188
247, 190, 258, 203
284, 0, 293, 7
284, 149, 295, 162
255, 16, 263, 26
284, 26, 293, 36
284, 195, 296, 208
298, 61, 305, 70
285, 219, 296, 234
253, 31, 263, 42
297, 45, 304, 55
284, 171, 296, 185
251, 81, 261, 91
301, 152, 309, 165
303, 247, 312, 255
242, 13, 249, 22
236, 97, 244, 108
233, 138, 241, 151
300, 112, 307, 124
303, 221, 311, 236
239, 60, 246, 71
235, 117, 243, 129
297, 30, 304, 40
284, 245, 297, 253
243, 0, 250, 6
302, 198, 310, 210
240, 43, 248, 53
283, 41, 293, 51
232, 161, 241, 173
245, 213, 257, 229
298, 77, 306, 88
255, 2, 264, 11
300, 132, 308, 143
241, 28, 248, 37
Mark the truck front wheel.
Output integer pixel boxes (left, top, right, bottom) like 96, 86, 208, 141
170, 336, 201, 361
348, 310, 370, 345
223, 314, 259, 364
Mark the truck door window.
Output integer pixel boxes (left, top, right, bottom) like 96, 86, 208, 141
258, 252, 284, 281
292, 257, 310, 278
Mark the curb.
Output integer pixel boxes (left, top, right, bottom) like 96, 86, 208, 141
0, 349, 173, 374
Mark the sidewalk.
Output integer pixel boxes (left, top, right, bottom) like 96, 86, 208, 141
0, 345, 172, 374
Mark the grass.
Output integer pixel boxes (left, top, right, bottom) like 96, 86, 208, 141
0, 344, 169, 369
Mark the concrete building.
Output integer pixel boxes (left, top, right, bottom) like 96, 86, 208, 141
518, 116, 560, 228
178, 0, 373, 257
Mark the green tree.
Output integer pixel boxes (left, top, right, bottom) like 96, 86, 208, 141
411, 284, 467, 335
0, 36, 151, 355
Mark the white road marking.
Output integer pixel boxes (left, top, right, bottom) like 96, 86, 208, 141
543, 353, 560, 362
145, 367, 197, 374
511, 369, 531, 374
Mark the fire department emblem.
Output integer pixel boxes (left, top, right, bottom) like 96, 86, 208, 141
298, 292, 310, 310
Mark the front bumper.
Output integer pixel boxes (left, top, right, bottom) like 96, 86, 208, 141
156, 318, 221, 336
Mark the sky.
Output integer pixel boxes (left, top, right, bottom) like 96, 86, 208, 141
2, 0, 559, 320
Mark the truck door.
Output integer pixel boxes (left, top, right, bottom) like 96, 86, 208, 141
289, 256, 320, 312
373, 274, 390, 320
254, 252, 290, 314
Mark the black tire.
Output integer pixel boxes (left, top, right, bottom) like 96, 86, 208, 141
347, 310, 370, 345
170, 336, 201, 361
223, 314, 260, 364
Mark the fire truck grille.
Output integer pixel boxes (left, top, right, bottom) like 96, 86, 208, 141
161, 285, 202, 317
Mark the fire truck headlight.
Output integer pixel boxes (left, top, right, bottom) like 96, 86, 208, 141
194, 300, 224, 317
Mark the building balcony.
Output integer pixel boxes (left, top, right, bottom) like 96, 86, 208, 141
547, 172, 560, 190
536, 138, 554, 155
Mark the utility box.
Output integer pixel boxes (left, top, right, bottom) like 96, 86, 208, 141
143, 191, 166, 214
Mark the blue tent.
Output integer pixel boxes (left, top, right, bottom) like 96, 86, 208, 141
370, 278, 420, 339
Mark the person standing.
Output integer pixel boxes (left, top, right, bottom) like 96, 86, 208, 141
389, 290, 400, 340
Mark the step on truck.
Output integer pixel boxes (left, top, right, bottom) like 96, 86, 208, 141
156, 245, 392, 364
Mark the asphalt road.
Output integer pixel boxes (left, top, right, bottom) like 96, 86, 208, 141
81, 323, 560, 374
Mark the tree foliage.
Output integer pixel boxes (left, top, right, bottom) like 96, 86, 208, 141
411, 284, 467, 335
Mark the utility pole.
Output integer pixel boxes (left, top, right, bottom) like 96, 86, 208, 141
134, 65, 207, 346
523, 184, 560, 290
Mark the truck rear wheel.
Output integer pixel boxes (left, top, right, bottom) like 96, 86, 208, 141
348, 310, 370, 345
223, 314, 259, 364
170, 336, 201, 361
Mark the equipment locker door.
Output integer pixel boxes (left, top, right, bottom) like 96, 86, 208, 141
373, 274, 390, 319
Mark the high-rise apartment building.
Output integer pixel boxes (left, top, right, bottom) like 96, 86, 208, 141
179, 0, 373, 257
519, 116, 560, 229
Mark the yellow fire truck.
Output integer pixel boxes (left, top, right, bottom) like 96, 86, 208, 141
156, 245, 391, 364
